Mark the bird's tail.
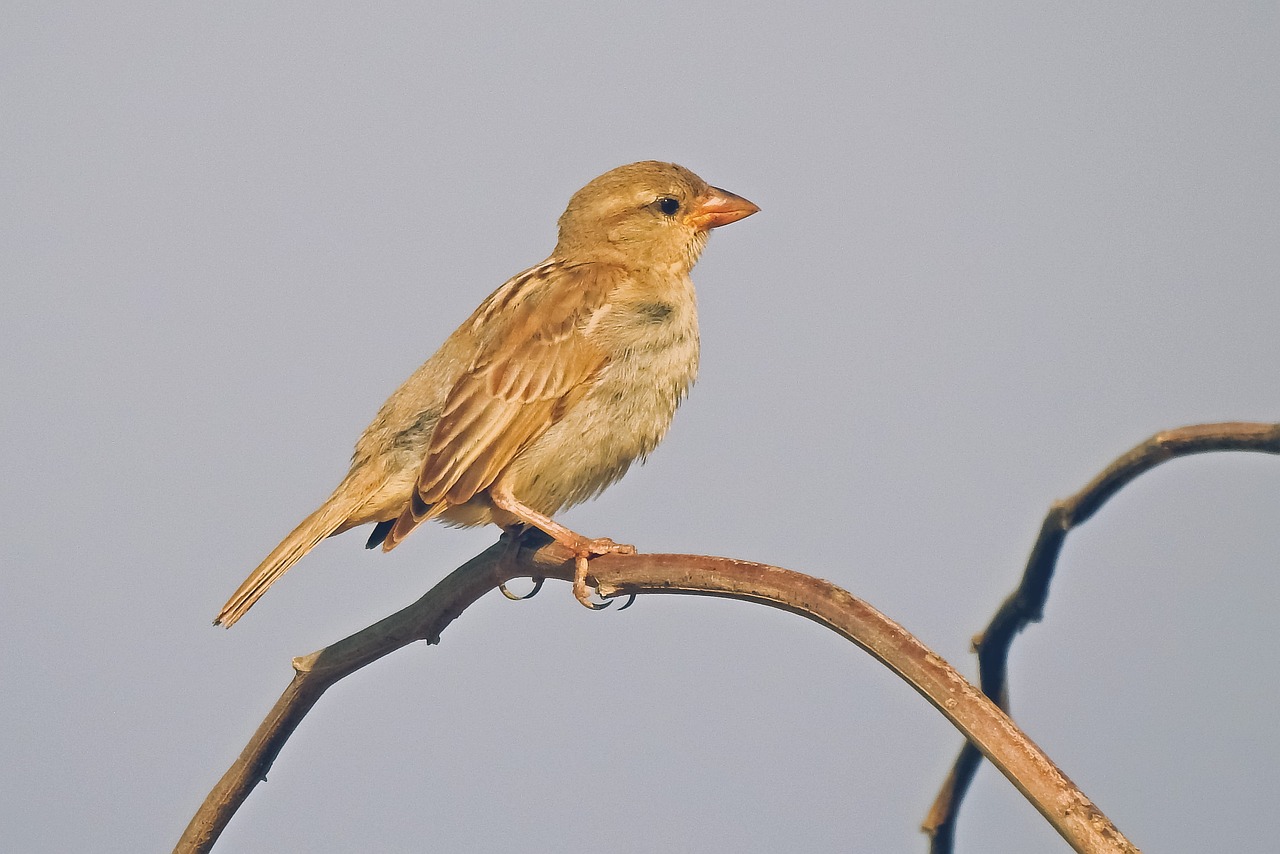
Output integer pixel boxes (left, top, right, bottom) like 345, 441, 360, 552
214, 492, 360, 628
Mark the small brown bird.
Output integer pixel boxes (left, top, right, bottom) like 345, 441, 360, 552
215, 161, 758, 627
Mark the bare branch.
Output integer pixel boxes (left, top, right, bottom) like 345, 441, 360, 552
924, 422, 1280, 852
177, 538, 1141, 854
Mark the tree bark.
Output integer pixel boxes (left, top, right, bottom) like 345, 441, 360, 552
177, 536, 1138, 854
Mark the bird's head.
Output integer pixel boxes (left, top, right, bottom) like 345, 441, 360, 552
554, 161, 759, 271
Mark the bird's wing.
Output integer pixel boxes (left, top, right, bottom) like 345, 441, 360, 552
383, 261, 620, 547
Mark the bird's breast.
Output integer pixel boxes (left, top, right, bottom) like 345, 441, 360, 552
501, 288, 700, 515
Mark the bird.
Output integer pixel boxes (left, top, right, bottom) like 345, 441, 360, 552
215, 161, 758, 627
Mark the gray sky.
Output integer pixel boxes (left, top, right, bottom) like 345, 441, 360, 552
4, 3, 1279, 852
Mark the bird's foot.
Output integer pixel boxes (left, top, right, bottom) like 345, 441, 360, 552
497, 527, 545, 601
499, 576, 544, 601
570, 538, 636, 610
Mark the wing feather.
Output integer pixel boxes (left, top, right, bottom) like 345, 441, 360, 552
382, 261, 621, 550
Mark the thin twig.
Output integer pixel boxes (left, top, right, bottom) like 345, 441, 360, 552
923, 422, 1280, 852
178, 539, 1142, 854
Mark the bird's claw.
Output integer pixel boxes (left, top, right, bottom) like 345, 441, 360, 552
570, 539, 637, 610
573, 555, 612, 609
499, 576, 544, 601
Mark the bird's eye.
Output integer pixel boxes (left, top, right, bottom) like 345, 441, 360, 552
656, 196, 681, 216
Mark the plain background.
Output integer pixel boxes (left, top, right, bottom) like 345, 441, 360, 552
4, 3, 1279, 852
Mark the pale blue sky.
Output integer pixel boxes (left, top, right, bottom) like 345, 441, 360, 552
4, 3, 1279, 851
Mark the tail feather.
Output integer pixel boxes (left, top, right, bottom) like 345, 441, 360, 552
381, 493, 447, 552
215, 496, 357, 628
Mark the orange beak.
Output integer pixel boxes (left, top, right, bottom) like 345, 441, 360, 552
684, 186, 760, 231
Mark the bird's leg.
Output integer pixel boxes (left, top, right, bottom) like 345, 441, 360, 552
496, 526, 544, 601
489, 487, 635, 609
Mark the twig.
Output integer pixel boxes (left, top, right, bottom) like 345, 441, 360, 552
923, 422, 1280, 852
177, 539, 1141, 854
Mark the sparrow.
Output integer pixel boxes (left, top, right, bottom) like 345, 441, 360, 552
215, 161, 758, 627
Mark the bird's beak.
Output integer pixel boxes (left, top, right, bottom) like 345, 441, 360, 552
684, 187, 760, 231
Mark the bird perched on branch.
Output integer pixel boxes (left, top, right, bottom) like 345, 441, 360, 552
215, 161, 758, 627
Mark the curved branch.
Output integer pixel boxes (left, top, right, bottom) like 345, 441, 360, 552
177, 539, 1140, 854
924, 422, 1280, 852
